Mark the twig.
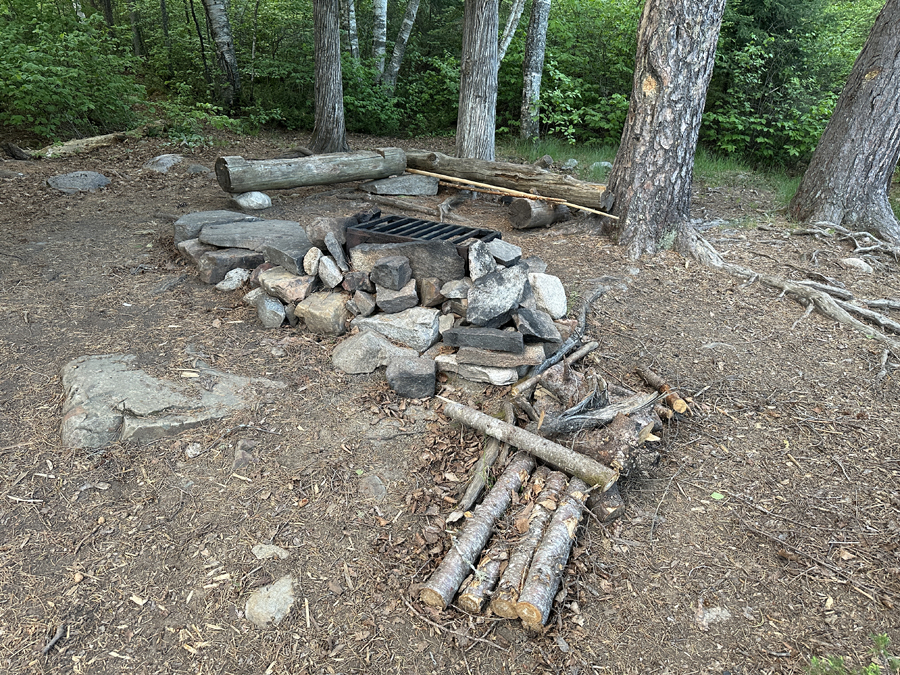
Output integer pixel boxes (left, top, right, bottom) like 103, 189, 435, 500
41, 624, 65, 655
403, 599, 509, 652
650, 468, 682, 543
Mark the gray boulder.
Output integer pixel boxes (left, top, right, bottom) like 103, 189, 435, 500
231, 191, 272, 210
466, 264, 528, 327
296, 292, 351, 335
176, 238, 217, 265
318, 256, 344, 288
324, 231, 350, 272
514, 307, 562, 342
529, 273, 567, 319
306, 216, 354, 248
386, 356, 436, 398
486, 239, 522, 267
256, 294, 287, 328
198, 248, 265, 285
350, 241, 465, 285
376, 278, 419, 314
199, 219, 312, 255
468, 240, 496, 280
351, 307, 440, 352
332, 330, 397, 374
360, 174, 439, 196
47, 171, 110, 194
245, 575, 296, 629
434, 354, 519, 386
262, 243, 308, 276
173, 210, 262, 244
143, 154, 183, 173
370, 255, 412, 291
442, 326, 524, 353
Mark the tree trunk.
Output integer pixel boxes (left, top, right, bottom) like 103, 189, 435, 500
310, 0, 350, 154
346, 0, 360, 58
788, 0, 900, 244
380, 0, 421, 94
457, 0, 499, 160
509, 198, 570, 229
201, 0, 241, 108
372, 0, 387, 72
126, 0, 143, 57
100, 0, 115, 28
188, 0, 212, 86
519, 0, 550, 140
600, 0, 726, 259
498, 0, 526, 63
160, 0, 173, 71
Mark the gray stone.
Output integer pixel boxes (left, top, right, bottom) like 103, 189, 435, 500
590, 161, 613, 173
251, 544, 290, 560
173, 210, 262, 244
47, 171, 110, 194
303, 247, 322, 276
199, 219, 312, 254
534, 155, 554, 169
520, 256, 548, 274
342, 271, 374, 293
842, 257, 874, 273
324, 232, 350, 271
351, 307, 440, 352
187, 164, 211, 174
440, 278, 473, 299
353, 290, 377, 317
215, 268, 251, 291
442, 298, 468, 319
360, 174, 439, 196
176, 238, 217, 265
486, 239, 522, 266
243, 287, 266, 306
359, 475, 387, 500
296, 292, 351, 335
562, 158, 578, 170
245, 575, 296, 629
370, 256, 412, 291
434, 354, 519, 386
529, 273, 568, 319
376, 279, 418, 314
143, 154, 183, 173
284, 302, 299, 327
60, 355, 283, 448
350, 242, 465, 285
306, 216, 353, 249
233, 448, 254, 470
231, 191, 272, 210
259, 267, 318, 304
438, 313, 455, 336
332, 330, 397, 374
418, 277, 445, 308
318, 256, 344, 288
185, 442, 202, 459
386, 355, 436, 398
514, 307, 562, 342
442, 326, 524, 353
468, 240, 496, 280
250, 262, 274, 288
518, 279, 538, 310
456, 343, 544, 368
256, 294, 286, 328
262, 244, 308, 276
466, 264, 529, 327
198, 248, 265, 285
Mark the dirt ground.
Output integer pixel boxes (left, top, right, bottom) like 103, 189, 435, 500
1, 131, 898, 675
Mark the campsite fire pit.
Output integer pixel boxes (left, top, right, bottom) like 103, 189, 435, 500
345, 215, 501, 257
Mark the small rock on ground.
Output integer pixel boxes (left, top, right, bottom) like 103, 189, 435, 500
245, 575, 296, 629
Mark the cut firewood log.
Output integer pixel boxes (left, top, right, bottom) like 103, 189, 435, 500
528, 391, 659, 436
214, 147, 406, 193
637, 366, 689, 414
509, 198, 571, 229
419, 452, 535, 610
564, 413, 643, 474
439, 397, 618, 490
516, 477, 589, 629
490, 470, 568, 618
586, 480, 626, 522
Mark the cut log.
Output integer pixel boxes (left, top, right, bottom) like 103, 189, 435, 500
405, 149, 607, 212
439, 398, 618, 490
586, 480, 626, 522
564, 413, 646, 476
637, 366, 689, 414
516, 477, 589, 629
490, 470, 568, 618
530, 391, 659, 436
419, 452, 535, 609
215, 147, 407, 193
509, 198, 571, 229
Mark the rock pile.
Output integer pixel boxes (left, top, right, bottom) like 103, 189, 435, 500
174, 210, 573, 398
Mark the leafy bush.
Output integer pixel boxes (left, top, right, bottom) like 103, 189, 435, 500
396, 53, 461, 135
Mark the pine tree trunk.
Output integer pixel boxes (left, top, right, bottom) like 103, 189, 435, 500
788, 0, 900, 244
200, 0, 241, 108
310, 0, 350, 154
498, 0, 526, 63
372, 0, 387, 73
457, 0, 499, 160
519, 0, 550, 140
380, 0, 422, 94
600, 0, 726, 259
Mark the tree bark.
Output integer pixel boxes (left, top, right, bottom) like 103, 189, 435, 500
509, 198, 570, 229
788, 0, 900, 244
600, 0, 726, 259
346, 0, 360, 58
100, 0, 115, 28
126, 0, 143, 57
201, 0, 241, 108
530, 391, 659, 436
498, 0, 526, 63
520, 0, 551, 140
372, 0, 387, 71
457, 0, 499, 160
419, 452, 535, 609
311, 0, 350, 154
214, 148, 406, 192
379, 0, 421, 94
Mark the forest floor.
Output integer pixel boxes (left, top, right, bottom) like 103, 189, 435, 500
1, 130, 898, 675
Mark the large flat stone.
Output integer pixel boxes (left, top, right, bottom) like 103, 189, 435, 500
60, 355, 284, 448
306, 216, 354, 248
442, 326, 524, 353
47, 171, 109, 194
376, 279, 418, 314
360, 174, 439, 196
466, 264, 528, 327
434, 354, 519, 386
198, 248, 266, 285
456, 343, 544, 368
514, 307, 562, 342
199, 220, 313, 254
263, 243, 309, 276
351, 307, 440, 352
332, 330, 414, 374
296, 292, 351, 335
176, 238, 217, 265
486, 239, 522, 266
174, 210, 262, 244
350, 242, 465, 285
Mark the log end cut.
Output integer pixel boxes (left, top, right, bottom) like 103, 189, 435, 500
419, 587, 448, 610
489, 595, 519, 619
515, 601, 544, 627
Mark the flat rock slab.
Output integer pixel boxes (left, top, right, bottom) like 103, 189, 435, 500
351, 307, 440, 352
198, 248, 265, 285
332, 330, 415, 374
350, 242, 465, 285
143, 154, 183, 173
442, 326, 524, 353
60, 355, 284, 448
245, 575, 296, 629
456, 343, 544, 368
486, 239, 522, 266
435, 354, 519, 386
47, 171, 110, 194
199, 220, 312, 254
174, 210, 263, 244
360, 174, 439, 196
376, 278, 418, 314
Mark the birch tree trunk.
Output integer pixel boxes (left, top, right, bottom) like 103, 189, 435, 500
498, 0, 526, 63
520, 0, 550, 140
457, 0, 499, 160
347, 0, 360, 58
372, 0, 388, 73
599, 0, 726, 260
201, 0, 241, 108
789, 0, 900, 244
380, 0, 421, 94
310, 0, 350, 154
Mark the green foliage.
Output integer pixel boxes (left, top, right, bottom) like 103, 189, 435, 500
808, 634, 900, 675
0, 14, 144, 139
341, 56, 402, 135
396, 52, 461, 135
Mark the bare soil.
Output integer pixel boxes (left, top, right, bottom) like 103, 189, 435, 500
1, 131, 898, 675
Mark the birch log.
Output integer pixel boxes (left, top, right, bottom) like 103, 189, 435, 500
516, 477, 589, 629
490, 470, 567, 617
419, 452, 535, 609
456, 540, 507, 614
440, 398, 618, 490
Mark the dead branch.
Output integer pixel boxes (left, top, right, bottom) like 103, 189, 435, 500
834, 299, 900, 334
456, 540, 507, 613
530, 391, 660, 436
41, 624, 65, 655
512, 341, 600, 399
637, 366, 689, 414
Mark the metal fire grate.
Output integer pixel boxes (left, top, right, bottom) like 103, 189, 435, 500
345, 215, 501, 256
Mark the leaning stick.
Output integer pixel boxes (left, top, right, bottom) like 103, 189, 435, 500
637, 366, 689, 414
452, 405, 515, 519
419, 452, 535, 609
439, 398, 618, 490
491, 470, 568, 618
406, 168, 618, 218
516, 477, 589, 629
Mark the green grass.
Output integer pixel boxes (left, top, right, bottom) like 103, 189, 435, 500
808, 634, 900, 675
500, 136, 617, 182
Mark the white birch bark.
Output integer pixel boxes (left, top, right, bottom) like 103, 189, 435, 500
498, 0, 526, 63
201, 0, 241, 107
373, 0, 388, 73
519, 0, 550, 140
457, 0, 499, 161
380, 0, 421, 94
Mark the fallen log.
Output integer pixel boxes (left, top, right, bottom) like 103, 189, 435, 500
509, 198, 571, 229
215, 147, 406, 193
516, 477, 589, 629
490, 470, 568, 618
405, 149, 609, 213
419, 451, 535, 609
439, 397, 618, 490
637, 366, 689, 414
